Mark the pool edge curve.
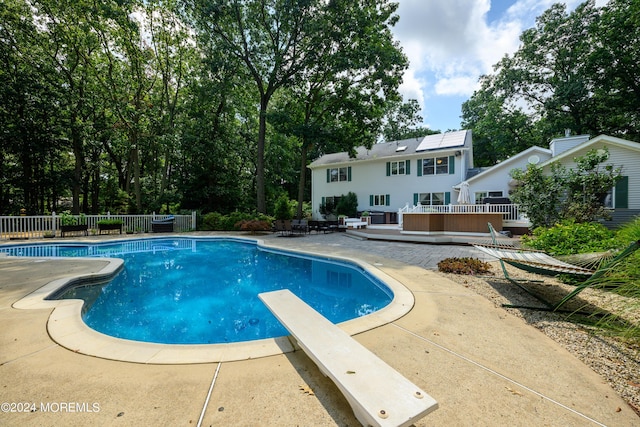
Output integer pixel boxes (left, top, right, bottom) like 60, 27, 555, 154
11, 235, 416, 364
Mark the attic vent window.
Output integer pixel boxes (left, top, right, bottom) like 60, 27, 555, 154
396, 146, 407, 152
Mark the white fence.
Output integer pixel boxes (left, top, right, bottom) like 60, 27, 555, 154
398, 203, 523, 226
0, 212, 197, 240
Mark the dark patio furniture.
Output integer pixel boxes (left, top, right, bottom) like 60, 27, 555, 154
151, 216, 175, 233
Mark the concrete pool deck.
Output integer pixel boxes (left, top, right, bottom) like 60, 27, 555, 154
1, 232, 638, 426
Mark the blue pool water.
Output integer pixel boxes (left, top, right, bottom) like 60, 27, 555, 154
1, 238, 393, 344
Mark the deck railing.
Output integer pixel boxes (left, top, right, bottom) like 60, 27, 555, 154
0, 212, 197, 240
398, 203, 523, 226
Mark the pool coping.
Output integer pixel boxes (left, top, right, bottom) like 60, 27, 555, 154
10, 236, 416, 364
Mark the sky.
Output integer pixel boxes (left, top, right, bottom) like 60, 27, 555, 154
391, 0, 608, 132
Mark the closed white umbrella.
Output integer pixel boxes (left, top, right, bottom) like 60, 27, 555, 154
457, 181, 471, 204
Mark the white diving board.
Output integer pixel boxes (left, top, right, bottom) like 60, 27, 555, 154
259, 289, 438, 427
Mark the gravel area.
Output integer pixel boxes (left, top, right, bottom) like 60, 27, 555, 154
439, 261, 640, 415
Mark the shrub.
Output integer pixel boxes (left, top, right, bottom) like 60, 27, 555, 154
319, 198, 337, 218
437, 257, 493, 275
59, 211, 86, 226
521, 220, 616, 255
274, 195, 293, 220
200, 212, 274, 231
201, 212, 224, 231
336, 192, 358, 218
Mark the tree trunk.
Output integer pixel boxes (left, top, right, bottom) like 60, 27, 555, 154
256, 96, 268, 213
296, 143, 309, 219
71, 123, 84, 214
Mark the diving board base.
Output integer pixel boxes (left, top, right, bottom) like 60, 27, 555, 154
258, 289, 438, 427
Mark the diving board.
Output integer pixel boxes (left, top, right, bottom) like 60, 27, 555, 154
258, 289, 438, 427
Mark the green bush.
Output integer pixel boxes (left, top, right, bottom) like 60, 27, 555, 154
274, 195, 293, 220
437, 257, 493, 275
521, 220, 616, 255
201, 212, 224, 230
336, 192, 358, 217
59, 211, 86, 226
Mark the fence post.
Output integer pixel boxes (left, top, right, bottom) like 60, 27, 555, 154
52, 212, 57, 233
192, 211, 197, 231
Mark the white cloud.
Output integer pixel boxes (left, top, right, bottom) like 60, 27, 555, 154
393, 0, 525, 106
392, 0, 610, 130
434, 76, 479, 97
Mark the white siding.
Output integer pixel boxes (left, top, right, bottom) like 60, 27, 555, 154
465, 148, 552, 203
547, 140, 640, 210
311, 154, 463, 219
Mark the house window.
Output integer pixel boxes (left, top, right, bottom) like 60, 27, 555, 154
371, 194, 389, 206
474, 191, 503, 204
391, 161, 405, 175
386, 160, 410, 176
419, 192, 445, 206
419, 156, 453, 175
603, 189, 613, 208
327, 166, 351, 182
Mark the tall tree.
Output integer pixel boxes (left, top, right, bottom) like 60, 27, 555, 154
91, 0, 157, 213
461, 74, 540, 166
460, 0, 640, 166
28, 0, 107, 213
189, 0, 321, 213
382, 98, 439, 142
587, 0, 640, 140
259, 0, 408, 218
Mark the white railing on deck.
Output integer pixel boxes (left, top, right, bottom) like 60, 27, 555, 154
0, 212, 197, 240
398, 203, 522, 227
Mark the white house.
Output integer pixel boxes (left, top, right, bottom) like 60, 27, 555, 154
459, 145, 553, 204
308, 131, 640, 227
538, 134, 640, 226
308, 130, 474, 223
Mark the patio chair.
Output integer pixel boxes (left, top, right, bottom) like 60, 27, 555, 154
273, 220, 293, 236
292, 219, 309, 235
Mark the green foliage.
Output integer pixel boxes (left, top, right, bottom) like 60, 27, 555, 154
437, 257, 493, 275
200, 211, 274, 231
319, 198, 337, 218
556, 221, 640, 343
615, 216, 640, 243
510, 163, 564, 228
96, 219, 123, 226
562, 148, 622, 223
59, 211, 86, 226
381, 98, 439, 142
510, 148, 622, 228
462, 0, 640, 166
336, 192, 358, 218
274, 196, 293, 221
521, 221, 616, 255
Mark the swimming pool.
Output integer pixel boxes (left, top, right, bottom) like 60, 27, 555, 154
2, 238, 393, 345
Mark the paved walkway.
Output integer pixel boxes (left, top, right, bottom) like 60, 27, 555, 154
1, 232, 638, 426
263, 229, 494, 270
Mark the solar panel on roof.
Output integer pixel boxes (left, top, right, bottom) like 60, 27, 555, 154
416, 131, 467, 152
